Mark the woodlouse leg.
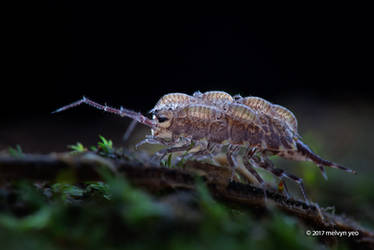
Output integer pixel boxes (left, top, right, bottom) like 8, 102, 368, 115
243, 154, 270, 202
318, 165, 328, 180
311, 201, 326, 223
135, 135, 169, 149
242, 148, 265, 185
123, 120, 138, 143
242, 148, 269, 202
242, 160, 265, 185
226, 145, 241, 181
185, 142, 220, 161
155, 143, 194, 162
252, 155, 310, 204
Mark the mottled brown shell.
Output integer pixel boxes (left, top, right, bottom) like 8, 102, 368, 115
181, 104, 222, 121
151, 93, 195, 112
237, 96, 298, 133
152, 91, 298, 149
227, 103, 257, 123
154, 91, 234, 113
199, 91, 234, 105
236, 96, 272, 114
271, 104, 298, 132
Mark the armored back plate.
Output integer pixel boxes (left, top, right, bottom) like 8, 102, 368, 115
182, 104, 222, 121
227, 103, 257, 123
237, 96, 272, 114
152, 93, 195, 112
271, 104, 298, 132
200, 91, 234, 105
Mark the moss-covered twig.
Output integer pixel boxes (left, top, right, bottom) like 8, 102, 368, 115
0, 152, 373, 248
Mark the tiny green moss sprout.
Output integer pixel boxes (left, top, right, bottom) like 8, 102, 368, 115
68, 142, 87, 153
86, 135, 116, 157
8, 144, 24, 158
97, 135, 114, 154
161, 154, 173, 168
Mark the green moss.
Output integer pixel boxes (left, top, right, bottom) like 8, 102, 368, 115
67, 142, 86, 153
8, 144, 24, 158
0, 173, 327, 250
0, 138, 330, 250
97, 135, 113, 153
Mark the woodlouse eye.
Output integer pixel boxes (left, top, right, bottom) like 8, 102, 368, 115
157, 116, 169, 123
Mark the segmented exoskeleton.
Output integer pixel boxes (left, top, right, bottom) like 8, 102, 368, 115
53, 91, 356, 203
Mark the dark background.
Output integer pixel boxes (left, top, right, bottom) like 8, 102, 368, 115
2, 3, 372, 152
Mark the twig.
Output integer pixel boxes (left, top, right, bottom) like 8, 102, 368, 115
0, 152, 373, 248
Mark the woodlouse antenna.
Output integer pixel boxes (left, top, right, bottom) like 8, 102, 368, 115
52, 96, 155, 128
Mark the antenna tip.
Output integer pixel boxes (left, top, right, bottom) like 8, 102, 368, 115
51, 108, 61, 114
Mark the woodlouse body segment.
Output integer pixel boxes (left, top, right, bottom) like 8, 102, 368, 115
271, 104, 298, 134
151, 93, 194, 112
182, 104, 221, 121
229, 121, 249, 145
53, 91, 357, 203
177, 104, 222, 140
196, 90, 234, 106
237, 96, 299, 136
227, 103, 257, 123
237, 96, 273, 114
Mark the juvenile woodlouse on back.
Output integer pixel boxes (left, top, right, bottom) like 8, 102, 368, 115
53, 91, 357, 203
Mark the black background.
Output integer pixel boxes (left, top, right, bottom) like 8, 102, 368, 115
5, 3, 373, 116
2, 3, 373, 151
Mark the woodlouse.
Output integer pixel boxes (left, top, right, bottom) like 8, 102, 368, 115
53, 91, 357, 203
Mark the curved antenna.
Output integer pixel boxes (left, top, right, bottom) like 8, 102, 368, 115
52, 96, 155, 128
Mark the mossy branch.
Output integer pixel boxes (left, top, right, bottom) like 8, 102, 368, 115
0, 152, 373, 248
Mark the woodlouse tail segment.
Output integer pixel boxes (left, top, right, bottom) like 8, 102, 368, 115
52, 96, 155, 128
296, 141, 357, 175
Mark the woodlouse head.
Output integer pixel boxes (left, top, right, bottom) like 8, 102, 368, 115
151, 109, 174, 140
